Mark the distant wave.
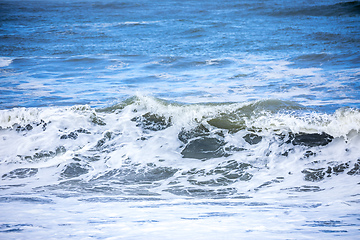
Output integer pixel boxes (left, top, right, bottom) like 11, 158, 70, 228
0, 57, 13, 68
272, 1, 360, 17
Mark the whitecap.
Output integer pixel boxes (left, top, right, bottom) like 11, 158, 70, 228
0, 57, 13, 68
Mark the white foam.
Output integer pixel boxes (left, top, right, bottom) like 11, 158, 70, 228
0, 97, 359, 191
0, 57, 13, 67
0, 107, 42, 129
0, 97, 359, 240
248, 107, 360, 138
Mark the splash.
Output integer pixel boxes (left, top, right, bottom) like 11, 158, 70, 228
0, 96, 359, 201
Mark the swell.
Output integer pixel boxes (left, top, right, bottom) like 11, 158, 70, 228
272, 1, 360, 17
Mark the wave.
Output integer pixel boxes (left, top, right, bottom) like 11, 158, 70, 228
0, 96, 359, 198
91, 1, 141, 10
2, 96, 359, 137
0, 57, 13, 68
294, 53, 334, 63
272, 1, 360, 17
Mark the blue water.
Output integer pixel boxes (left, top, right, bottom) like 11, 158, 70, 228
1, 0, 359, 110
1, 0, 360, 239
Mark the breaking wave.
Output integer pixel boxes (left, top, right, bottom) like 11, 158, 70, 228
1, 95, 359, 199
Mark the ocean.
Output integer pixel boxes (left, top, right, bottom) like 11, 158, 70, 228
0, 0, 360, 239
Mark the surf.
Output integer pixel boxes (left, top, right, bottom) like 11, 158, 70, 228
0, 96, 359, 200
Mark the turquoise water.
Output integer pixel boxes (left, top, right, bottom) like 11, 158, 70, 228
0, 0, 360, 239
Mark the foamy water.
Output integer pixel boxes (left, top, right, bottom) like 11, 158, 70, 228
1, 0, 359, 239
1, 96, 360, 239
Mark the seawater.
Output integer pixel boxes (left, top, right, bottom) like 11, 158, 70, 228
0, 0, 360, 239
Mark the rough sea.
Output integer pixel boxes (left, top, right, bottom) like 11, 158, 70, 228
1, 0, 360, 239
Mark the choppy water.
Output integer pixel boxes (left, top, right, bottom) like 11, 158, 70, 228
1, 0, 360, 239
